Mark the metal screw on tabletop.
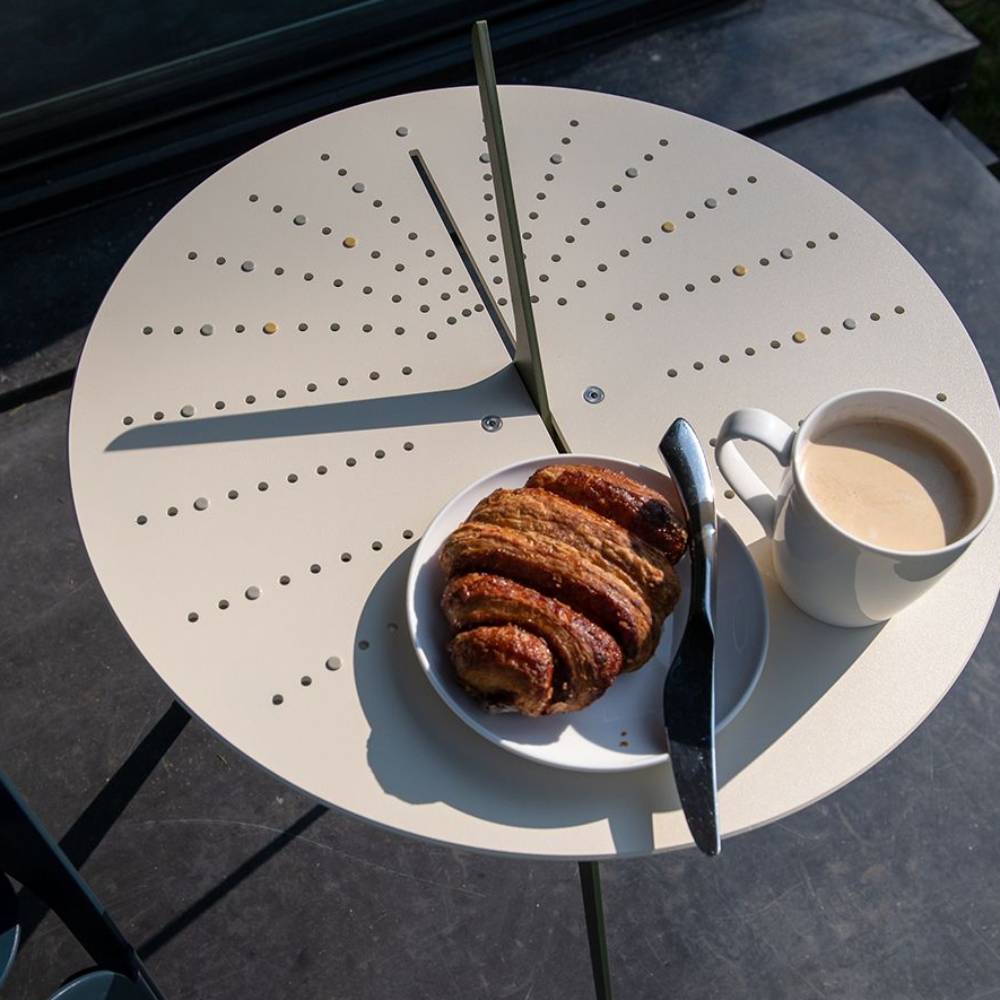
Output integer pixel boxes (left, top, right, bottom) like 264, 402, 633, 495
583, 385, 605, 404
481, 415, 503, 432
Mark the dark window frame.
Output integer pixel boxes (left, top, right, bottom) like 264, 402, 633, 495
0, 0, 715, 233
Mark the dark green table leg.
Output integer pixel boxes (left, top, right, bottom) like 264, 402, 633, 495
578, 861, 613, 1000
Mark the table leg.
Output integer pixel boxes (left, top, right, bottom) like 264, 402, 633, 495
578, 860, 613, 1000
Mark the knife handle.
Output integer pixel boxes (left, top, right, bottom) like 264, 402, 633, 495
659, 419, 717, 615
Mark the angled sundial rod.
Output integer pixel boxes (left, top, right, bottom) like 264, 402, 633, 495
472, 19, 566, 451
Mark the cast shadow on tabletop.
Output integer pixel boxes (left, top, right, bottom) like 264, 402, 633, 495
105, 370, 533, 451
715, 538, 882, 787
355, 540, 881, 853
355, 547, 672, 854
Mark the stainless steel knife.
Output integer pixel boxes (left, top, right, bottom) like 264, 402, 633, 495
659, 418, 721, 857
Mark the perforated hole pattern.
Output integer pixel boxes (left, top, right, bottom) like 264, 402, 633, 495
68, 87, 992, 852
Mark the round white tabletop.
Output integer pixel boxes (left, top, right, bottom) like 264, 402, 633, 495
69, 86, 1000, 858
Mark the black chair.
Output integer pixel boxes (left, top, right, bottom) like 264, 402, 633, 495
0, 872, 19, 988
49, 971, 152, 999
0, 770, 163, 998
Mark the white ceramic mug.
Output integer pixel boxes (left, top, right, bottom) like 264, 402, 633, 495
715, 389, 997, 627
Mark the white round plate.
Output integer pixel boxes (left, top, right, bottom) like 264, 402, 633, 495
406, 453, 769, 772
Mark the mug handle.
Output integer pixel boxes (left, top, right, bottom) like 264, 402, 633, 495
715, 409, 797, 536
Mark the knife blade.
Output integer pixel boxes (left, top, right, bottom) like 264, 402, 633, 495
659, 418, 721, 857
